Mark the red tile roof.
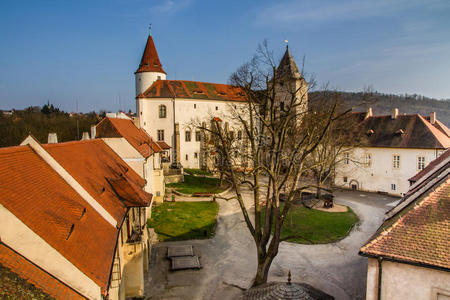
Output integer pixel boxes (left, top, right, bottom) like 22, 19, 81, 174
42, 140, 152, 220
347, 112, 450, 149
360, 150, 450, 270
135, 35, 166, 74
0, 145, 117, 293
96, 117, 162, 158
409, 149, 450, 184
156, 141, 171, 150
0, 241, 86, 299
138, 80, 247, 102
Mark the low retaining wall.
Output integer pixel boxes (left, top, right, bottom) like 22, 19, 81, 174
164, 174, 184, 184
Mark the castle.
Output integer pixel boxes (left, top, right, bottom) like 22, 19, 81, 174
134, 33, 307, 169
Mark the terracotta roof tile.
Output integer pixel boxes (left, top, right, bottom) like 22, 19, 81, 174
360, 177, 450, 269
42, 140, 151, 223
0, 242, 86, 299
156, 141, 171, 150
347, 112, 450, 149
96, 117, 161, 157
138, 80, 247, 102
135, 35, 166, 74
0, 145, 117, 292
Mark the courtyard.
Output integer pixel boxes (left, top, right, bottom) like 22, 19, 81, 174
145, 187, 398, 300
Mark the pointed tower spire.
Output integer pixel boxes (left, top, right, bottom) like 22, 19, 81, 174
277, 46, 301, 79
135, 34, 166, 74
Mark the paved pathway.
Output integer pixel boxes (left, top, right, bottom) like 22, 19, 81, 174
144, 187, 398, 300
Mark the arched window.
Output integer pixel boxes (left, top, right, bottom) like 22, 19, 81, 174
159, 105, 167, 118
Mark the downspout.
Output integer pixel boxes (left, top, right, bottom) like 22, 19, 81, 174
377, 257, 383, 300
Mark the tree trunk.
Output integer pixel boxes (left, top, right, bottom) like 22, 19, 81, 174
316, 176, 322, 199
252, 253, 276, 287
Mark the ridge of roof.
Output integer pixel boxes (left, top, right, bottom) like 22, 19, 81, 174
42, 139, 151, 216
360, 175, 450, 270
135, 35, 166, 74
0, 241, 86, 299
138, 80, 247, 102
346, 112, 450, 149
96, 117, 161, 158
409, 149, 450, 184
0, 145, 117, 292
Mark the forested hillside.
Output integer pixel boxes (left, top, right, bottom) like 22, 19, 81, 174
310, 91, 450, 126
0, 105, 99, 147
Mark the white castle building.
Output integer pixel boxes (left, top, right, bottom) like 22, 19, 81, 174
134, 33, 306, 169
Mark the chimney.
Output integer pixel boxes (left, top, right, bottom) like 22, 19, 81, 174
48, 133, 58, 144
133, 117, 141, 129
81, 132, 90, 140
90, 125, 97, 139
365, 107, 373, 119
391, 108, 399, 119
430, 112, 436, 125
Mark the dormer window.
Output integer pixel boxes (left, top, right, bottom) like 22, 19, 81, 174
159, 105, 167, 118
193, 90, 204, 94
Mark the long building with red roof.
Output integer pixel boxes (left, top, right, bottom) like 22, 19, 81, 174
0, 136, 153, 299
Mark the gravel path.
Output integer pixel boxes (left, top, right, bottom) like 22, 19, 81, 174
144, 186, 397, 300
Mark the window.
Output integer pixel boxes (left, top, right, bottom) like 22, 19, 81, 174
393, 155, 400, 169
185, 130, 191, 142
237, 131, 242, 140
364, 153, 372, 167
194, 104, 197, 109
157, 130, 164, 141
157, 76, 161, 80
195, 131, 201, 142
344, 153, 349, 164
185, 154, 188, 160
215, 106, 218, 110
343, 177, 348, 183
417, 156, 425, 170
194, 152, 198, 159
391, 184, 396, 191
159, 105, 167, 118
280, 102, 284, 111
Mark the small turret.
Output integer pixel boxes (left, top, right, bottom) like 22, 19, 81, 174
135, 33, 167, 97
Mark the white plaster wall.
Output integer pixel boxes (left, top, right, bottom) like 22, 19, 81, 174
0, 204, 101, 299
366, 258, 450, 300
335, 147, 441, 196
139, 98, 245, 169
135, 72, 166, 96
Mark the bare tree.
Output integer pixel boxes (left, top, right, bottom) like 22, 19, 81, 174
305, 91, 362, 199
198, 41, 351, 287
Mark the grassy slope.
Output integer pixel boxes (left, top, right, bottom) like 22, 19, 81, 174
167, 175, 225, 194
267, 204, 358, 244
148, 201, 219, 241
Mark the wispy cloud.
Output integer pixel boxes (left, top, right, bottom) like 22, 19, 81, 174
256, 0, 449, 25
154, 0, 192, 14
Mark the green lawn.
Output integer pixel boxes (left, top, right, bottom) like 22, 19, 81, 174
167, 174, 226, 194
185, 168, 213, 176
148, 201, 219, 241
265, 204, 358, 244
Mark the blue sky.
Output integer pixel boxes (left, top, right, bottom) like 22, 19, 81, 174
1, 0, 449, 112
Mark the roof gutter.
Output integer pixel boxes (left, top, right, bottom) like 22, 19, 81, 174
359, 251, 450, 273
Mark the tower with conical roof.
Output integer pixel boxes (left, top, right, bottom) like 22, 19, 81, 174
135, 33, 167, 97
275, 45, 308, 116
